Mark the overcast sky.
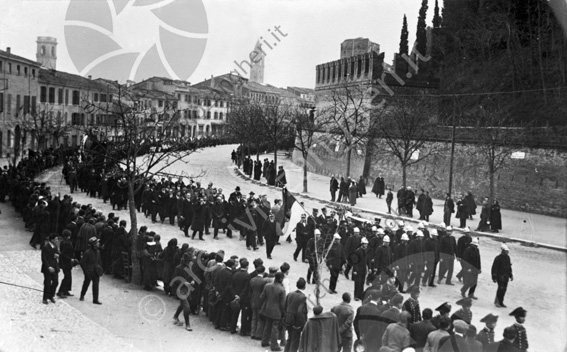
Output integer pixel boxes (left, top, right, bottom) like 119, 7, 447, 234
0, 0, 439, 89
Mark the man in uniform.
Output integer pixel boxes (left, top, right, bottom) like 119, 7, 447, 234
438, 226, 457, 285
293, 214, 309, 262
461, 237, 481, 300
492, 243, 513, 308
508, 307, 528, 351
41, 233, 60, 304
402, 285, 422, 324
476, 313, 498, 351
451, 297, 473, 324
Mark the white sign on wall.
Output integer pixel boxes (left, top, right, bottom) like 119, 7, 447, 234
511, 151, 526, 159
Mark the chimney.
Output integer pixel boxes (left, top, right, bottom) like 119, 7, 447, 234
6, 47, 10, 53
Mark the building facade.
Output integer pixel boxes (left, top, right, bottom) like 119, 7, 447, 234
0, 47, 41, 159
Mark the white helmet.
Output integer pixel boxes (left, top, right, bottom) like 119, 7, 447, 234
353, 227, 360, 233
416, 230, 424, 237
377, 228, 385, 235
333, 233, 341, 240
361, 237, 369, 244
430, 229, 438, 236
371, 226, 378, 231
401, 234, 409, 241
383, 235, 390, 243
314, 229, 321, 235
405, 225, 414, 232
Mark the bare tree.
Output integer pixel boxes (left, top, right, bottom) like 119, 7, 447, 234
290, 104, 333, 192
81, 84, 203, 284
19, 106, 71, 151
225, 98, 266, 162
319, 81, 383, 178
258, 100, 294, 177
377, 95, 441, 186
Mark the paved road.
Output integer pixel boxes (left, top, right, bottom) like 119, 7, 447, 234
0, 144, 565, 352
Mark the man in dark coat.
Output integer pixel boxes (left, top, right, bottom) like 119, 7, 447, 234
409, 308, 436, 351
492, 244, 513, 308
57, 230, 77, 298
372, 174, 385, 198
402, 285, 422, 324
231, 258, 251, 335
250, 265, 269, 340
214, 259, 235, 330
405, 186, 416, 217
283, 278, 308, 352
443, 193, 455, 226
477, 313, 498, 351
41, 234, 60, 304
386, 188, 394, 214
80, 236, 103, 304
354, 290, 388, 352
299, 306, 341, 352
456, 195, 468, 229
461, 238, 481, 299
508, 307, 528, 352
416, 189, 426, 220
438, 226, 457, 285
351, 237, 369, 301
326, 234, 345, 294
423, 228, 440, 286
171, 252, 195, 331
487, 327, 521, 352
293, 214, 309, 262
330, 175, 339, 202
456, 228, 472, 282
263, 213, 279, 259
260, 272, 286, 351
331, 293, 355, 352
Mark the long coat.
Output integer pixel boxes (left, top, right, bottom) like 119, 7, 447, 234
260, 281, 286, 320
284, 290, 308, 329
357, 177, 366, 195
490, 203, 502, 231
372, 177, 385, 196
191, 202, 205, 231
299, 312, 341, 352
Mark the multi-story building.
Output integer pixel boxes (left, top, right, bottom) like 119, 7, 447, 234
0, 47, 41, 159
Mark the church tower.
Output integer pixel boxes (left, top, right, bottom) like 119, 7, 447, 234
250, 40, 265, 84
36, 36, 57, 70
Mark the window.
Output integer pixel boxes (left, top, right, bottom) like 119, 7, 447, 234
23, 96, 30, 114
24, 67, 28, 77
48, 88, 55, 103
197, 98, 201, 105
32, 69, 35, 78
65, 90, 69, 105
220, 101, 224, 108
100, 94, 107, 103
8, 130, 12, 148
31, 96, 36, 115
192, 110, 197, 119
185, 94, 189, 102
41, 46, 46, 55
214, 112, 218, 119
8, 63, 11, 74
109, 94, 113, 102
16, 65, 20, 75
16, 95, 20, 113
219, 112, 223, 120
94, 93, 99, 102
0, 93, 3, 113
72, 90, 80, 105
214, 100, 218, 107
206, 111, 211, 119
0, 61, 2, 72
40, 86, 47, 103
177, 94, 181, 100
158, 100, 163, 108
7, 94, 11, 113
51, 47, 55, 56
58, 89, 63, 104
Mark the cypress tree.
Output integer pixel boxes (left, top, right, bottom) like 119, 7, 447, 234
399, 14, 409, 55
432, 0, 442, 28
416, 0, 429, 55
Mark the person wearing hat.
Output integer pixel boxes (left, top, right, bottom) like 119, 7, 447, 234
344, 227, 362, 280
452, 297, 473, 324
423, 228, 440, 287
41, 233, 60, 304
372, 234, 394, 285
172, 252, 195, 331
354, 289, 385, 352
351, 237, 370, 301
79, 236, 103, 304
330, 174, 339, 202
476, 313, 498, 350
487, 327, 519, 352
326, 233, 346, 294
57, 230, 78, 299
508, 307, 528, 351
438, 319, 469, 352
305, 229, 321, 285
461, 237, 481, 300
402, 285, 422, 324
294, 214, 310, 263
443, 193, 455, 226
455, 227, 473, 283
491, 243, 513, 308
407, 230, 426, 288
300, 305, 341, 352
259, 272, 286, 350
431, 302, 452, 329
263, 212, 279, 259
393, 232, 411, 293
438, 225, 457, 286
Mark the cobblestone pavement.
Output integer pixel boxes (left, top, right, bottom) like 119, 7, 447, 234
0, 144, 565, 352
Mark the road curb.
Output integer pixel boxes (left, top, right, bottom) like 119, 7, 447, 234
233, 167, 567, 253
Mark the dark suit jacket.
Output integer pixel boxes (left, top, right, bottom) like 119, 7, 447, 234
215, 267, 235, 303
296, 221, 309, 242
80, 247, 102, 278
354, 302, 387, 352
409, 320, 436, 349
260, 281, 286, 320
249, 276, 268, 310
331, 302, 354, 338
41, 243, 60, 274
231, 269, 251, 303
284, 290, 308, 328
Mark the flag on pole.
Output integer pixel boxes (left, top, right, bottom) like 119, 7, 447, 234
275, 187, 308, 240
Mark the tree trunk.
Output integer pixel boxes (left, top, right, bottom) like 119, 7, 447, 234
274, 149, 278, 174
346, 147, 352, 178
488, 158, 495, 221
303, 151, 308, 193
362, 138, 374, 178
402, 163, 407, 187
128, 178, 141, 285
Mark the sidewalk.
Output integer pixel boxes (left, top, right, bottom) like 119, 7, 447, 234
240, 152, 567, 250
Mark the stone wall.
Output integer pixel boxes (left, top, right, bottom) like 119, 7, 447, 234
293, 139, 567, 217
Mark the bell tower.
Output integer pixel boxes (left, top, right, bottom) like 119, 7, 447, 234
250, 40, 265, 84
36, 36, 57, 70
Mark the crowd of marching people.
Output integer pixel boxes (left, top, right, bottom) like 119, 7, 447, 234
0, 143, 525, 352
